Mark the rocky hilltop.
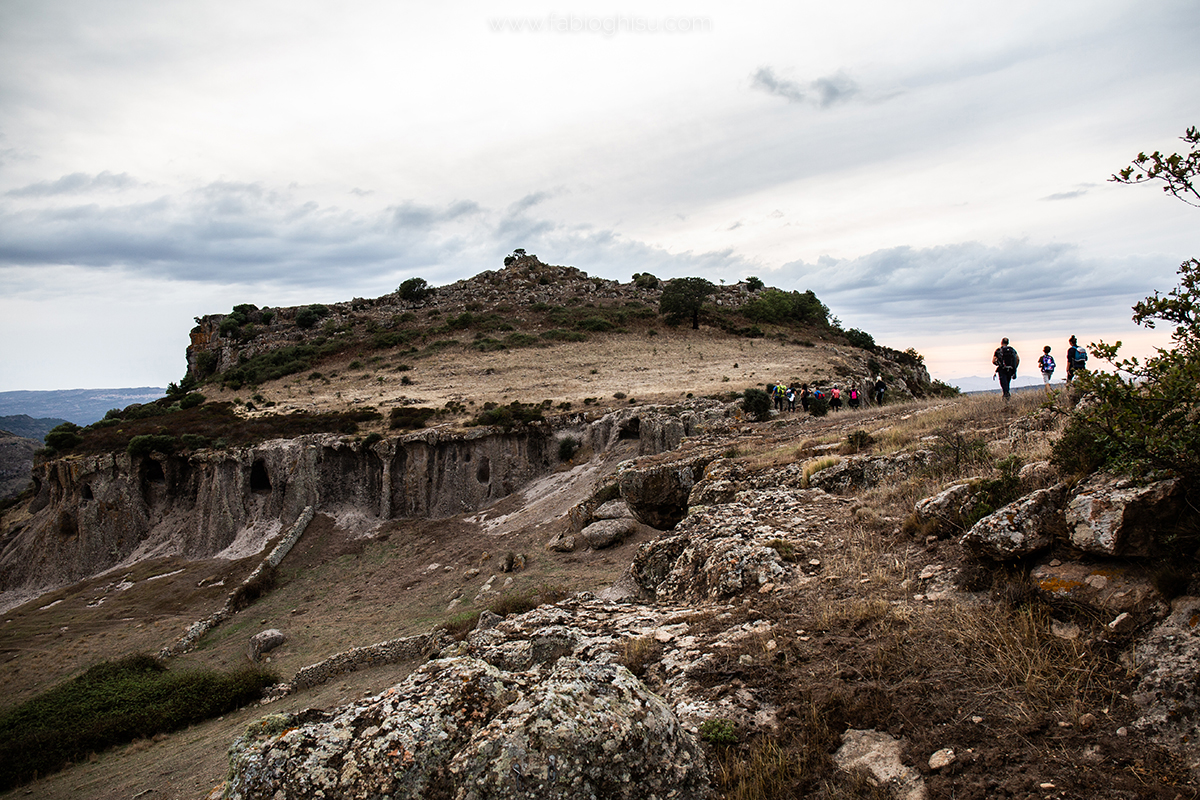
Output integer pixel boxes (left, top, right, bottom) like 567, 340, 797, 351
2, 259, 1199, 800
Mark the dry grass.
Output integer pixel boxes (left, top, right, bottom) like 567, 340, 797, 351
800, 456, 840, 488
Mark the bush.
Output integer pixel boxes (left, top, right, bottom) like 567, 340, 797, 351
127, 434, 177, 459
745, 276, 764, 292
698, 718, 738, 745
398, 277, 432, 302
0, 655, 276, 791
844, 328, 876, 350
742, 388, 772, 421
471, 401, 544, 430
295, 307, 319, 329
809, 394, 830, 417
632, 272, 660, 289
389, 407, 436, 430
44, 423, 82, 451
558, 436, 580, 461
741, 288, 829, 326
179, 392, 205, 410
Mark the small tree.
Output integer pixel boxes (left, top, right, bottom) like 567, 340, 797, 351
660, 277, 716, 330
745, 276, 764, 292
398, 277, 432, 302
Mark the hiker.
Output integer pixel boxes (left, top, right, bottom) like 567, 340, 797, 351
1066, 336, 1088, 383
992, 337, 1019, 401
800, 384, 812, 412
1038, 346, 1055, 392
829, 386, 842, 411
847, 386, 861, 409
873, 376, 886, 406
785, 385, 796, 412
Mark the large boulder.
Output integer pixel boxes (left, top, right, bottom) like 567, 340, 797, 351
581, 518, 636, 549
1066, 473, 1185, 556
1133, 596, 1200, 776
653, 537, 786, 604
618, 452, 716, 530
961, 485, 1066, 560
1030, 560, 1163, 616
807, 451, 934, 494
223, 655, 711, 800
631, 533, 692, 597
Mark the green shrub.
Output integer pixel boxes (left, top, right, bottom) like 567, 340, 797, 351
745, 276, 764, 291
0, 654, 276, 791
742, 388, 772, 421
558, 437, 580, 461
471, 401, 544, 430
632, 272, 660, 289
127, 434, 177, 459
576, 316, 615, 332
844, 328, 876, 350
389, 407, 436, 430
44, 423, 83, 451
398, 277, 432, 301
295, 307, 318, 329
809, 394, 830, 417
179, 392, 205, 410
741, 288, 829, 326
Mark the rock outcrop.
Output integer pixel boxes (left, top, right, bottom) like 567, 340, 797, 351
1066, 473, 1185, 556
961, 485, 1067, 560
224, 655, 711, 800
617, 451, 718, 530
807, 451, 934, 494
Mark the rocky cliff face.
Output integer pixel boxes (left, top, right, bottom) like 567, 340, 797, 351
0, 405, 717, 609
0, 426, 551, 603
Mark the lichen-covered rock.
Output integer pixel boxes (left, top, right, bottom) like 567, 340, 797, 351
807, 451, 933, 494
631, 534, 692, 597
1029, 561, 1163, 616
1066, 473, 1184, 556
618, 452, 716, 530
1133, 596, 1200, 777
833, 729, 927, 800
913, 482, 975, 531
223, 655, 711, 800
544, 530, 577, 552
688, 459, 747, 507
961, 485, 1066, 560
581, 518, 636, 549
593, 499, 631, 520
654, 537, 785, 604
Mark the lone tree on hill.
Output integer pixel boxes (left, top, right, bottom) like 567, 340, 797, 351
660, 277, 716, 330
1060, 126, 1200, 487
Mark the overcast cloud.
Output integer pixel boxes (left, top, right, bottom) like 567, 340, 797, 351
0, 0, 1197, 391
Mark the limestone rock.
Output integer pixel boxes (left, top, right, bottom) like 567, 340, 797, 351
654, 537, 785, 604
913, 482, 975, 532
1030, 560, 1163, 616
592, 499, 631, 520
807, 451, 934, 494
961, 485, 1066, 560
1066, 473, 1184, 556
1133, 596, 1200, 777
688, 459, 747, 507
617, 452, 716, 530
545, 530, 577, 553
223, 655, 712, 800
833, 729, 927, 800
581, 518, 636, 550
631, 534, 692, 598
249, 629, 286, 661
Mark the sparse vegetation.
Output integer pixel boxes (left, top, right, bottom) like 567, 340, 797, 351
0, 654, 276, 791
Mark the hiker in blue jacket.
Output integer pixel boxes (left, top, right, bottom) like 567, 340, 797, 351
1038, 346, 1055, 393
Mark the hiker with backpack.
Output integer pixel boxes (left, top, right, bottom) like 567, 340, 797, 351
1038, 346, 1056, 393
1066, 336, 1088, 383
992, 337, 1020, 401
873, 376, 886, 406
848, 387, 861, 409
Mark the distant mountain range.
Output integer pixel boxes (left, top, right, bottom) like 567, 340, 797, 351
0, 387, 165, 426
943, 375, 1057, 394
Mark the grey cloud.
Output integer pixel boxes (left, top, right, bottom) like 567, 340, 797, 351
775, 241, 1176, 341
6, 170, 141, 197
389, 199, 482, 230
1041, 186, 1094, 201
751, 67, 860, 108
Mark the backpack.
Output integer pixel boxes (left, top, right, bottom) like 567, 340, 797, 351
1073, 347, 1088, 366
1039, 354, 1055, 373
995, 346, 1017, 373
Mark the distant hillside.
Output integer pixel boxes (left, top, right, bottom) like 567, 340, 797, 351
0, 388, 165, 426
0, 431, 37, 501
0, 415, 71, 441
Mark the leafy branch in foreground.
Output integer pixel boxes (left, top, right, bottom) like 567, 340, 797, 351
1064, 126, 1200, 486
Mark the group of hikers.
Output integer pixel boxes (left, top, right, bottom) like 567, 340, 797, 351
769, 376, 888, 413
992, 335, 1089, 400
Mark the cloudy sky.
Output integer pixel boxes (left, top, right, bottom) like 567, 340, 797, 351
1, 0, 1197, 392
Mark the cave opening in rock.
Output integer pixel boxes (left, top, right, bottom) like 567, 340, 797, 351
476, 456, 490, 484
143, 460, 165, 484
250, 459, 272, 493
81, 484, 94, 501
618, 418, 641, 439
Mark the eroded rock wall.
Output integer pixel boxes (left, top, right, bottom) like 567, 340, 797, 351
0, 426, 553, 602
